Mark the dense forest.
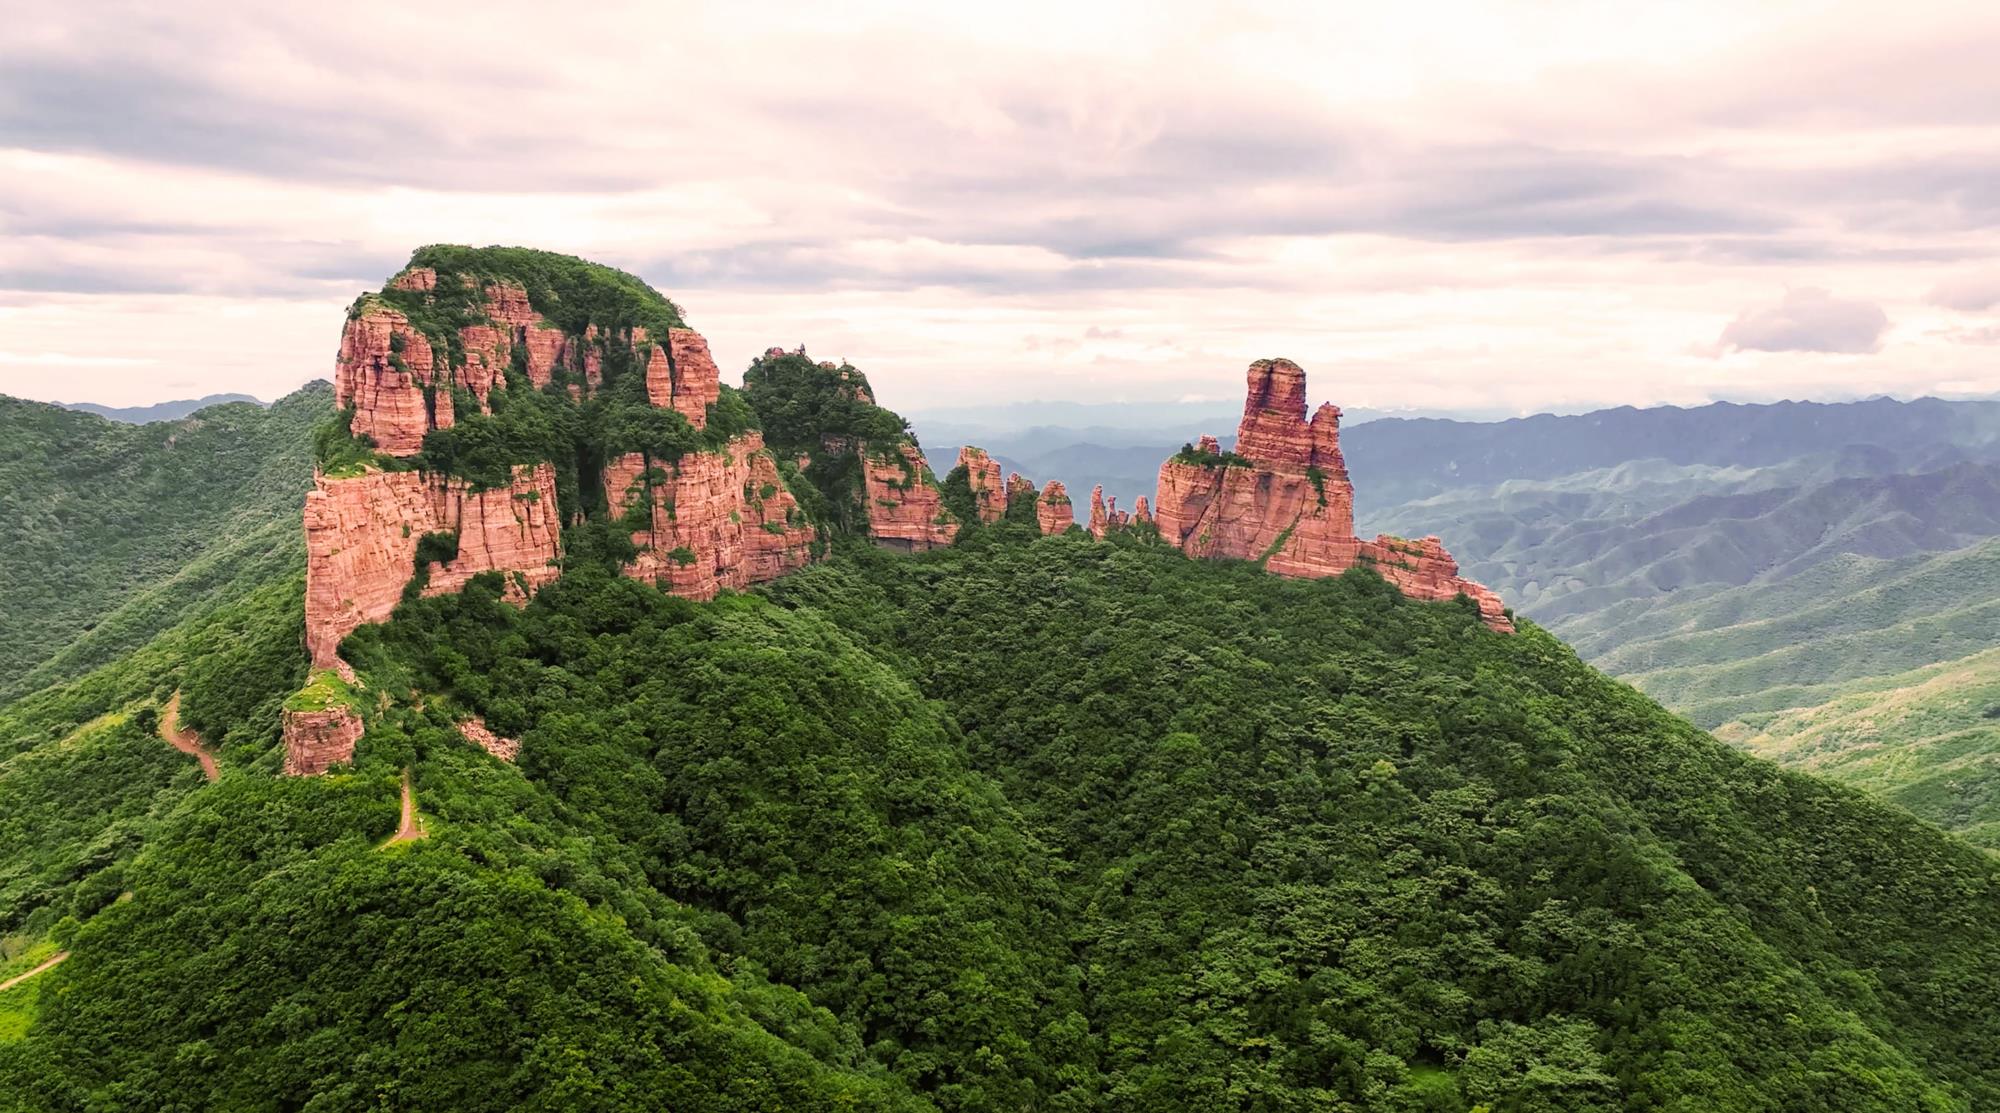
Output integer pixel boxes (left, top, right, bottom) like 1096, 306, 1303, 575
3, 507, 1998, 1109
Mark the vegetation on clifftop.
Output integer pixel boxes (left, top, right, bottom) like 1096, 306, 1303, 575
741, 350, 927, 534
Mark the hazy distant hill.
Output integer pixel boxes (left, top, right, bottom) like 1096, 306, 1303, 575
60, 393, 264, 423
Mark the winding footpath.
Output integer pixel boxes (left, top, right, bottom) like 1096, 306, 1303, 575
161, 692, 219, 781
0, 952, 68, 994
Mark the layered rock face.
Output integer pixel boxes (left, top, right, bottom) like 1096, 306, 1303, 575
313, 260, 763, 673
1152, 359, 1512, 632
958, 447, 1007, 523
1037, 481, 1073, 535
335, 306, 437, 456
863, 441, 958, 550
282, 705, 364, 776
304, 463, 563, 668
639, 326, 722, 429
604, 430, 816, 599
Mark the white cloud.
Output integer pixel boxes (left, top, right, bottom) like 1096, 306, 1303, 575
1, 0, 1998, 408
1713, 288, 1891, 355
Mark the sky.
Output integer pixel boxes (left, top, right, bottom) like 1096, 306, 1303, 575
2, 0, 1998, 415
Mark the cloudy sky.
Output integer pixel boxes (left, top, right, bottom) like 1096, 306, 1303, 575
3, 0, 1998, 414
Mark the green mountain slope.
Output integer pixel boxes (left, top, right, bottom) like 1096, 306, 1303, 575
2, 524, 1997, 1109
1720, 647, 2000, 848
0, 386, 332, 696
1351, 431, 2000, 845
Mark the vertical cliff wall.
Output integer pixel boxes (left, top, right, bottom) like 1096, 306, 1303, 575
604, 430, 816, 599
862, 440, 958, 550
307, 253, 824, 683
958, 446, 1007, 523
1037, 481, 1073, 535
304, 462, 563, 668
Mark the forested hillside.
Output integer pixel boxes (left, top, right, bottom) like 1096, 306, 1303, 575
5, 516, 2000, 1109
899, 394, 2000, 847
0, 387, 331, 696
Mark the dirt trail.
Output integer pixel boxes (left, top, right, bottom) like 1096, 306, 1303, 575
387, 768, 426, 844
0, 951, 69, 993
161, 693, 219, 781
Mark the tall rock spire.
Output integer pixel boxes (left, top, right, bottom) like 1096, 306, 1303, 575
1152, 358, 1512, 632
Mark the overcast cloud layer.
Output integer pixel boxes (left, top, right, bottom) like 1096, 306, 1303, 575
2, 0, 1998, 412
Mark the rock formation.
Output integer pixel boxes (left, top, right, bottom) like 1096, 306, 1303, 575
862, 440, 958, 550
604, 430, 816, 598
1006, 472, 1037, 509
282, 705, 364, 776
335, 305, 437, 456
310, 257, 785, 677
1152, 359, 1512, 632
1037, 481, 1073, 535
457, 717, 521, 763
306, 252, 1507, 781
639, 326, 722, 430
958, 447, 1007, 523
304, 463, 563, 668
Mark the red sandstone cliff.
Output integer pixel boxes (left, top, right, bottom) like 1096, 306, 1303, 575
604, 430, 816, 598
337, 273, 723, 460
1006, 473, 1037, 510
1037, 481, 1073, 535
282, 705, 364, 776
335, 305, 437, 456
638, 326, 722, 430
958, 447, 1007, 523
304, 463, 563, 669
1152, 359, 1512, 632
862, 440, 958, 550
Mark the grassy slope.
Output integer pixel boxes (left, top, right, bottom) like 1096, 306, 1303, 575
1719, 647, 2000, 848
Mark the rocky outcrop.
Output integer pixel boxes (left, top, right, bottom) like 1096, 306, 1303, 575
336, 305, 438, 456
605, 431, 816, 599
1356, 534, 1512, 630
862, 440, 958, 550
1037, 481, 1072, 535
282, 705, 364, 776
958, 447, 1007, 523
304, 463, 563, 668
1152, 359, 1511, 632
340, 273, 729, 460
638, 326, 721, 429
1087, 486, 1135, 539
457, 717, 521, 763
1133, 495, 1153, 525
1006, 473, 1037, 512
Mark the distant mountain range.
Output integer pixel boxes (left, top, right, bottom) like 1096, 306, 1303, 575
59, 393, 264, 423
